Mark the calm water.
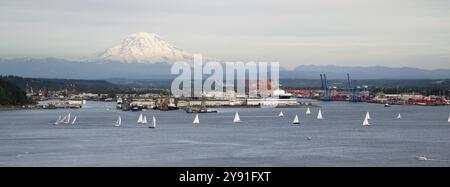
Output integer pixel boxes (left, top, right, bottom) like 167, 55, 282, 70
1, 100, 450, 167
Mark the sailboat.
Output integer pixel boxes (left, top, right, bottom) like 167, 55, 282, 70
306, 108, 311, 115
363, 115, 370, 126
397, 113, 402, 119
278, 111, 284, 117
365, 112, 371, 120
142, 115, 148, 125
114, 116, 122, 127
71, 116, 77, 125
60, 115, 67, 124
64, 113, 71, 124
193, 114, 200, 124
293, 115, 300, 124
137, 113, 144, 124
53, 115, 62, 125
317, 109, 323, 120
149, 115, 157, 128
448, 115, 450, 123
234, 112, 241, 123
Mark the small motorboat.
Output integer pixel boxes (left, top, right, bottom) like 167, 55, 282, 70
131, 105, 142, 111
417, 155, 428, 161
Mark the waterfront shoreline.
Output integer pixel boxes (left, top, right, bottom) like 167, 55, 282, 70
0, 105, 40, 111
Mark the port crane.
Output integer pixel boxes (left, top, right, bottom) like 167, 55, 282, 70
320, 74, 331, 101
346, 73, 364, 102
319, 73, 363, 102
347, 73, 357, 102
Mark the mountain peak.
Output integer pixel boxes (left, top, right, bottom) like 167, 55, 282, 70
129, 32, 159, 39
98, 32, 192, 64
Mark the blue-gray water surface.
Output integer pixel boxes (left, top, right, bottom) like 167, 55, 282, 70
1, 100, 450, 167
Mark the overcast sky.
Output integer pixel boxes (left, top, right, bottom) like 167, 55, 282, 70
0, 0, 449, 69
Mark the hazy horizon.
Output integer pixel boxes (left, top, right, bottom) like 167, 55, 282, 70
1, 0, 450, 70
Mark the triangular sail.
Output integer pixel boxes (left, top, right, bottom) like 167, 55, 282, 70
152, 116, 157, 128
363, 115, 370, 126
142, 115, 148, 124
60, 115, 67, 124
53, 116, 61, 125
137, 113, 143, 124
234, 112, 241, 123
397, 113, 402, 119
365, 112, 371, 120
65, 113, 71, 124
317, 110, 323, 119
115, 116, 122, 127
306, 108, 311, 115
278, 111, 284, 117
71, 116, 77, 125
293, 115, 300, 124
193, 114, 200, 124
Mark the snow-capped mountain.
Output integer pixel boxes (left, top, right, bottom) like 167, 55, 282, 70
98, 32, 192, 63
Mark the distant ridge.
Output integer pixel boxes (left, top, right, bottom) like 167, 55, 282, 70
287, 65, 450, 79
1, 58, 450, 79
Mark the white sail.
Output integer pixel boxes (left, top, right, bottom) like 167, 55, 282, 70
137, 113, 143, 124
151, 115, 157, 128
114, 116, 122, 127
234, 112, 241, 123
65, 113, 71, 124
363, 116, 370, 126
71, 116, 77, 125
306, 108, 311, 115
142, 115, 148, 124
60, 115, 67, 124
448, 115, 450, 123
397, 113, 402, 119
278, 111, 284, 117
293, 115, 300, 124
54, 115, 62, 125
317, 110, 323, 119
193, 114, 200, 124
365, 112, 371, 120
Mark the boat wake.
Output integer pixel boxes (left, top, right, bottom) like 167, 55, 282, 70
175, 140, 243, 147
424, 158, 450, 162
